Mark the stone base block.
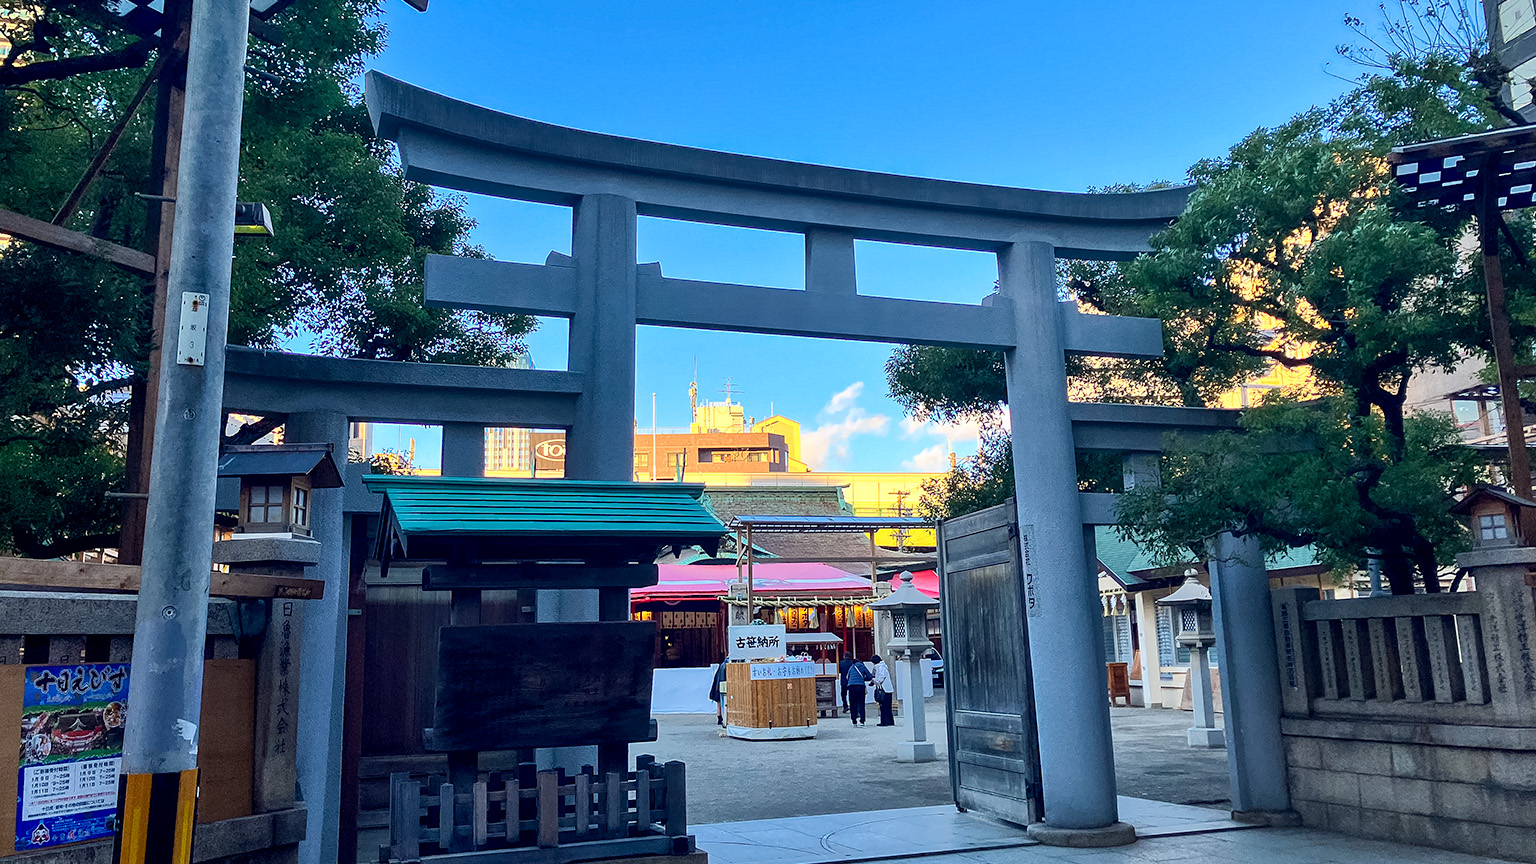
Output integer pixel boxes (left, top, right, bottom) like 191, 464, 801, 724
1187, 726, 1225, 748
213, 535, 321, 567
1231, 808, 1302, 827
896, 740, 938, 762
1025, 821, 1136, 848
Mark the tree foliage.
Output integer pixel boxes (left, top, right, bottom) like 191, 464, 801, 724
0, 0, 532, 556
889, 33, 1522, 591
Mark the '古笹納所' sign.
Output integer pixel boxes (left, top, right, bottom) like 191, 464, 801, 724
728, 624, 786, 659
748, 661, 816, 680
17, 663, 130, 851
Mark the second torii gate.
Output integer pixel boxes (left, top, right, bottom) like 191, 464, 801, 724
366, 71, 1191, 844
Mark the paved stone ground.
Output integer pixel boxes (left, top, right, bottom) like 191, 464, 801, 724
637, 694, 1232, 824
903, 827, 1517, 864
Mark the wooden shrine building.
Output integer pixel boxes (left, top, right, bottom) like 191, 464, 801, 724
361, 476, 727, 863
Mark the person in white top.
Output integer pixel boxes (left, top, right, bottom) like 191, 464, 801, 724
870, 655, 896, 726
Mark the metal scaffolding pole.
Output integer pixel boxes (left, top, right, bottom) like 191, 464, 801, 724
114, 0, 249, 861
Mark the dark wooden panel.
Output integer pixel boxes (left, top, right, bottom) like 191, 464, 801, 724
957, 760, 1028, 801
424, 564, 658, 591
938, 498, 1039, 827
362, 586, 525, 756
431, 622, 656, 751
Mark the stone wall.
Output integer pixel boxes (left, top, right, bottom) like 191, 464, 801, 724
1271, 548, 1536, 862
1283, 717, 1536, 861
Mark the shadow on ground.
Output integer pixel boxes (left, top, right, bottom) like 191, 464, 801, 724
634, 694, 1231, 824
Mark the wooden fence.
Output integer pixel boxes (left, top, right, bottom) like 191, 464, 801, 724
383, 758, 690, 863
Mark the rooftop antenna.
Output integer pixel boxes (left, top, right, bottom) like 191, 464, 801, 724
720, 377, 743, 404
689, 357, 698, 418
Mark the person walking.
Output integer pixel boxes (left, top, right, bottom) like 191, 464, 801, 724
837, 652, 856, 713
708, 659, 729, 727
844, 656, 872, 726
870, 654, 896, 726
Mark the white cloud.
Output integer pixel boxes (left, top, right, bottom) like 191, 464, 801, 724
800, 381, 890, 469
903, 444, 950, 472
898, 413, 992, 443
823, 381, 864, 416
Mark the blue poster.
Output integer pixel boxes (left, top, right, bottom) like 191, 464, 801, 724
16, 663, 130, 851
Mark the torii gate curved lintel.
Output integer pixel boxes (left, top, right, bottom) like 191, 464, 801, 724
364, 70, 1189, 840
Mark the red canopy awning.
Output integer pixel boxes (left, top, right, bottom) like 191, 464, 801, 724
908, 569, 939, 599
633, 563, 875, 601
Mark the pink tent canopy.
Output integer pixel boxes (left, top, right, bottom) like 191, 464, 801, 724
633, 563, 874, 600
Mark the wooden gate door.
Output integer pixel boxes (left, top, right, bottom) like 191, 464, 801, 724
937, 498, 1042, 825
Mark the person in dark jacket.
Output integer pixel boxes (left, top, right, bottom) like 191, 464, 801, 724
844, 657, 872, 726
708, 660, 729, 726
837, 653, 856, 712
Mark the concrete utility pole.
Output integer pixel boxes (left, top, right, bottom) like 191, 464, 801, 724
114, 1, 248, 861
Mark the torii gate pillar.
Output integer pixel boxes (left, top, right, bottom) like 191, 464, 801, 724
1001, 241, 1134, 844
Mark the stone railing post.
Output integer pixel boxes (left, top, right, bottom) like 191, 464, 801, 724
1270, 586, 1321, 718
1456, 546, 1536, 727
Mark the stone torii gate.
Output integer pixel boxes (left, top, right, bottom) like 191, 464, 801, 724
362, 71, 1218, 844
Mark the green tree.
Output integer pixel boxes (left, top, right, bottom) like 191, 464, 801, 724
0, 0, 532, 556
889, 51, 1512, 592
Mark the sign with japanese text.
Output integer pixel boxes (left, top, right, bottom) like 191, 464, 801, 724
17, 663, 129, 851
728, 624, 786, 660
748, 661, 816, 680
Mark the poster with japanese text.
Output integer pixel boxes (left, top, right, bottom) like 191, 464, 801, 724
16, 663, 129, 851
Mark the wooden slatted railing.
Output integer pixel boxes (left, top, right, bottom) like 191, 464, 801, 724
382, 758, 690, 863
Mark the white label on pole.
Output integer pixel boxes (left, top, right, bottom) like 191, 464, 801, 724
1021, 524, 1040, 618
728, 624, 786, 659
748, 661, 816, 680
177, 292, 209, 366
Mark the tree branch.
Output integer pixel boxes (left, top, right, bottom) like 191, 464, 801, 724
0, 40, 153, 88
224, 414, 286, 446
9, 531, 122, 560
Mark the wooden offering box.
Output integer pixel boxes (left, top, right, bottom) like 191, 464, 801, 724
724, 660, 818, 740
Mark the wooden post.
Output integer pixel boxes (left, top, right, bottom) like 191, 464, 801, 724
663, 761, 687, 837
388, 773, 421, 861
537, 770, 560, 848
504, 774, 521, 843
437, 782, 455, 851
119, 0, 191, 563
446, 585, 482, 851
635, 768, 651, 831
575, 770, 592, 837
745, 525, 755, 621
472, 781, 488, 849
604, 771, 624, 838
1479, 168, 1533, 498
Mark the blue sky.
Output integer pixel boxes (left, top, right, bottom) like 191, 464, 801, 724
359, 1, 1367, 471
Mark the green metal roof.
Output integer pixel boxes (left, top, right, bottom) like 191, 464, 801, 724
1093, 526, 1152, 589
361, 476, 728, 564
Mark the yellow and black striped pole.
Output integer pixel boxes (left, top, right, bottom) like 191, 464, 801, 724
113, 770, 199, 864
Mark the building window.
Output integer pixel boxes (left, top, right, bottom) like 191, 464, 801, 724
1480, 513, 1509, 541
249, 484, 286, 523
666, 452, 686, 468
634, 453, 650, 467
292, 487, 309, 527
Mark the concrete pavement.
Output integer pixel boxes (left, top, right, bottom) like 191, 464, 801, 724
635, 694, 1232, 825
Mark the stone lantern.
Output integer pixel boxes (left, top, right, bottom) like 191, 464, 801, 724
214, 443, 343, 576
1450, 486, 1536, 550
870, 570, 940, 762
1157, 572, 1224, 749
